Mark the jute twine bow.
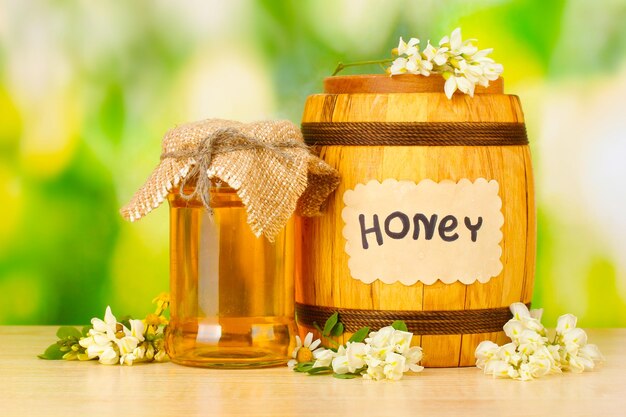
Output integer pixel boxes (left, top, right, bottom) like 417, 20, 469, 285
120, 119, 340, 241
160, 127, 309, 212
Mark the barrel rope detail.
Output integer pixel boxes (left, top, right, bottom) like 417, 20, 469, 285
301, 122, 528, 146
295, 302, 531, 335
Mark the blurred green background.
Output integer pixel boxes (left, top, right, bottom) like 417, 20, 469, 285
1, 0, 625, 326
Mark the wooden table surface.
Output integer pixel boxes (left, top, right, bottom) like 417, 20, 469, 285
1, 326, 625, 417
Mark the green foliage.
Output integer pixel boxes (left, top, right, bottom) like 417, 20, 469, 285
333, 373, 358, 379
348, 327, 370, 343
391, 320, 408, 332
322, 312, 339, 337
56, 326, 82, 340
330, 322, 344, 337
38, 343, 65, 360
39, 325, 89, 360
293, 361, 315, 373
306, 366, 333, 375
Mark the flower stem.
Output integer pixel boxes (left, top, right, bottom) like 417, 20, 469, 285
332, 59, 394, 76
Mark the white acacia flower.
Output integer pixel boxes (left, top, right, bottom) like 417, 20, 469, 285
482, 62, 504, 81
125, 319, 146, 342
120, 352, 137, 366
483, 359, 511, 378
91, 306, 117, 334
475, 340, 499, 369
287, 332, 323, 368
391, 330, 413, 355
509, 303, 531, 320
117, 336, 140, 354
476, 303, 602, 381
383, 352, 406, 380
423, 42, 449, 66
406, 55, 433, 76
521, 316, 546, 334
365, 326, 395, 348
518, 329, 547, 349
362, 364, 385, 381
458, 60, 487, 87
312, 347, 337, 368
331, 353, 350, 375
388, 28, 503, 99
389, 57, 409, 75
503, 320, 524, 342
517, 363, 535, 381
444, 74, 475, 99
440, 28, 478, 57
562, 344, 603, 373
562, 328, 588, 352
556, 314, 578, 335
579, 344, 603, 364
498, 343, 522, 368
471, 48, 495, 63
345, 342, 368, 372
85, 341, 114, 360
369, 345, 394, 363
397, 37, 420, 56
403, 346, 424, 373
98, 345, 120, 365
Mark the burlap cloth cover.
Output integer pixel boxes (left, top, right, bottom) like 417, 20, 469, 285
120, 119, 340, 240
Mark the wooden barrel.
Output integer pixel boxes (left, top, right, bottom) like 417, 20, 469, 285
295, 74, 535, 367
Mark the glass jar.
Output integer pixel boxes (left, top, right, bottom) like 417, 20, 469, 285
165, 183, 295, 368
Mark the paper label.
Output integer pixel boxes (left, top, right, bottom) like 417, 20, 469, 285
342, 178, 504, 286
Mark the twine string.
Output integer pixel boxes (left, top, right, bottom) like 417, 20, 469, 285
301, 122, 529, 146
160, 128, 309, 211
295, 302, 531, 335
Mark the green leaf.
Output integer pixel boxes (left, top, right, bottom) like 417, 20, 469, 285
293, 361, 315, 372
306, 366, 332, 375
391, 320, 408, 332
38, 343, 65, 360
348, 326, 370, 343
333, 373, 358, 379
330, 322, 344, 337
56, 326, 81, 340
323, 312, 339, 337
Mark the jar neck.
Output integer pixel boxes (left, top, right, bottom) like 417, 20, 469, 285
168, 179, 240, 208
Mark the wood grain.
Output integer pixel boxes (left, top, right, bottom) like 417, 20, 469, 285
296, 75, 535, 366
1, 326, 624, 417
324, 74, 504, 95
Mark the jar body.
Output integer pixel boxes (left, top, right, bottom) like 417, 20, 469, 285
166, 185, 295, 368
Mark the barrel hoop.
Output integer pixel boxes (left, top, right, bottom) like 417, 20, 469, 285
301, 122, 528, 146
295, 302, 530, 335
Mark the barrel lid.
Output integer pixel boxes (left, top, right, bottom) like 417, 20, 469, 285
324, 74, 503, 94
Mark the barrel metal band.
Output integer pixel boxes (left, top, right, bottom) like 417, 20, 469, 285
295, 302, 530, 335
301, 122, 528, 146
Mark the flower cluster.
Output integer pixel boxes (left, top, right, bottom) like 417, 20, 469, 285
475, 303, 603, 381
290, 320, 423, 381
388, 28, 503, 99
79, 305, 167, 365
321, 326, 423, 380
39, 293, 170, 365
